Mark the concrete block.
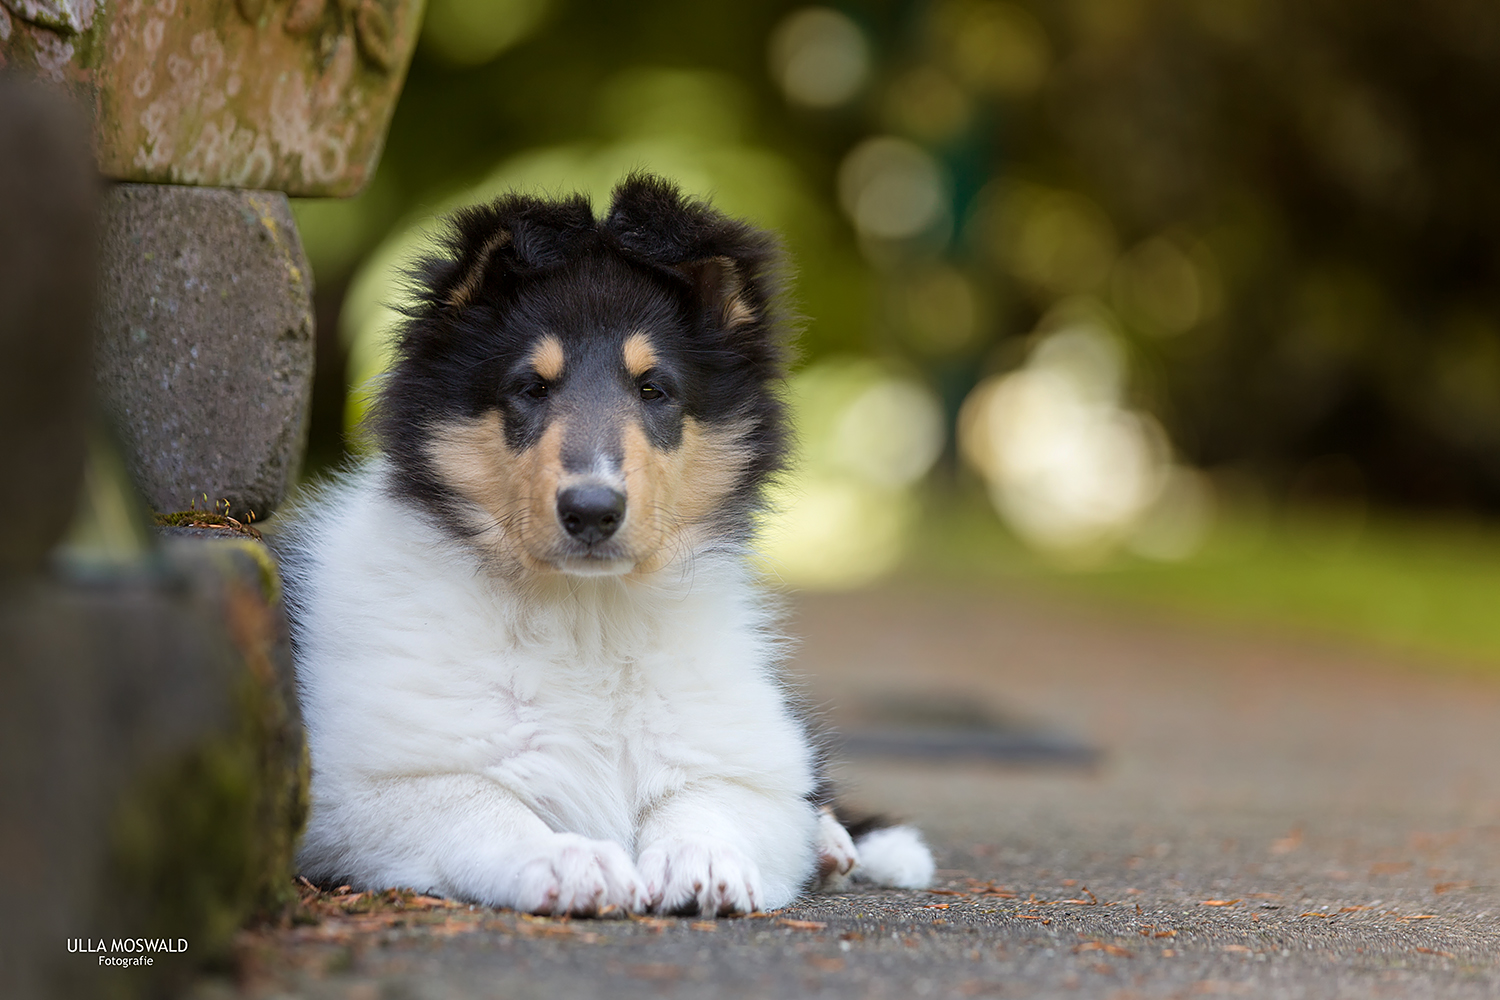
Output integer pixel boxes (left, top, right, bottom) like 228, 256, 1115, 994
95, 183, 315, 520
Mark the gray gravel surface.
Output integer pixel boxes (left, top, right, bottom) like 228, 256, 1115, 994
198, 585, 1500, 999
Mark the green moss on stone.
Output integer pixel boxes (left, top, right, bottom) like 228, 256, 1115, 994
100, 542, 308, 987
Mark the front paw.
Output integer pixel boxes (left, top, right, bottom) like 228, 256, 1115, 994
511, 833, 646, 916
637, 838, 764, 916
816, 806, 859, 882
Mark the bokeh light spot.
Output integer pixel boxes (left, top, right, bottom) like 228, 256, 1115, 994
420, 0, 551, 68
883, 65, 973, 142
838, 136, 948, 242
1129, 466, 1216, 562
758, 359, 944, 588
983, 182, 1118, 296
833, 378, 946, 490
769, 7, 871, 109
1112, 235, 1216, 337
934, 0, 1051, 96
959, 315, 1195, 559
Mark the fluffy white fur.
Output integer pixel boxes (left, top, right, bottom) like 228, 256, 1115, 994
285, 463, 838, 914
851, 826, 937, 889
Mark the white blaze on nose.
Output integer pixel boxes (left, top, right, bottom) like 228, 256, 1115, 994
589, 454, 623, 482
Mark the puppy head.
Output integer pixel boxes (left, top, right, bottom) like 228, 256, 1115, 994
377, 175, 790, 577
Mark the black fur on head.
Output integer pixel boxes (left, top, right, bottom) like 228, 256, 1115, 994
374, 173, 795, 566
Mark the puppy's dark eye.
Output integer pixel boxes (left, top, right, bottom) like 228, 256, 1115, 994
522, 381, 550, 401
639, 382, 666, 402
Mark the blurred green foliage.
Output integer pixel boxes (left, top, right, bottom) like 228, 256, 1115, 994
296, 0, 1500, 516
975, 0, 1500, 513
914, 487, 1500, 670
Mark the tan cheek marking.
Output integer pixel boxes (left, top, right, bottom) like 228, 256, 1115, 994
617, 420, 660, 556
524, 420, 566, 559
673, 417, 754, 525
622, 331, 658, 377
427, 414, 566, 571
621, 417, 753, 572
445, 230, 511, 310
427, 413, 515, 511
528, 335, 566, 381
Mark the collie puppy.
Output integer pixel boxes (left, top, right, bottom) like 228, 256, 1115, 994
277, 175, 934, 916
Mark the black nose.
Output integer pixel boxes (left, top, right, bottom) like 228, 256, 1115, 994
556, 485, 626, 544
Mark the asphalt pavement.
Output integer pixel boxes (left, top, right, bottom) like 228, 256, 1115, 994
199, 583, 1500, 999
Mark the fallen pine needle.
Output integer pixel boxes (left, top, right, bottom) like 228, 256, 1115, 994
628, 916, 672, 932
778, 918, 827, 931
408, 895, 462, 909
1200, 899, 1241, 907
1075, 942, 1133, 957
518, 923, 596, 941
1416, 947, 1457, 958
964, 879, 1017, 897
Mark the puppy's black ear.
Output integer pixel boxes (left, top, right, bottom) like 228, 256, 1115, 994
674, 255, 758, 330
604, 173, 780, 335
417, 193, 596, 315
433, 212, 512, 312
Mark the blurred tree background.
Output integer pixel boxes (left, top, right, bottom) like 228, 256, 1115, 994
292, 0, 1500, 659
